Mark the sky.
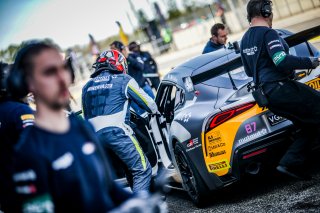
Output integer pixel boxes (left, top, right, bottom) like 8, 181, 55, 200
0, 0, 178, 50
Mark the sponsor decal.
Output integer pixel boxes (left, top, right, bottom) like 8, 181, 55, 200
209, 150, 226, 158
269, 44, 282, 50
82, 142, 95, 155
244, 122, 256, 134
87, 83, 113, 91
243, 46, 258, 56
13, 170, 36, 182
16, 184, 37, 194
21, 114, 35, 120
207, 131, 222, 144
22, 194, 54, 213
186, 144, 201, 152
267, 114, 286, 126
52, 152, 74, 170
207, 159, 230, 172
22, 117, 34, 128
207, 143, 226, 151
178, 112, 192, 123
237, 128, 268, 146
186, 138, 201, 152
93, 75, 110, 82
272, 51, 286, 65
187, 138, 199, 148
306, 78, 320, 90
267, 39, 280, 46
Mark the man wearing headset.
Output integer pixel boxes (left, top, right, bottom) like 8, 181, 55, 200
8, 41, 146, 212
110, 41, 155, 115
82, 49, 158, 193
241, 0, 320, 180
0, 62, 34, 212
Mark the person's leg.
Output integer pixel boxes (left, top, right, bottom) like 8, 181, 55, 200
267, 81, 320, 178
100, 128, 152, 192
279, 124, 316, 167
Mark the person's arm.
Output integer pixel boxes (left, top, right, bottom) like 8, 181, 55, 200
126, 78, 158, 113
81, 82, 91, 119
13, 143, 54, 213
127, 55, 144, 71
264, 30, 319, 71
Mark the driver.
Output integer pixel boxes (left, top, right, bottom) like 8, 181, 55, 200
82, 49, 158, 192
241, 0, 320, 180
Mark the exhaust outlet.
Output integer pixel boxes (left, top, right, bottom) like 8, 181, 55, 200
245, 162, 261, 175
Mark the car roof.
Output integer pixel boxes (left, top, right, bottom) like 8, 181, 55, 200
162, 28, 307, 86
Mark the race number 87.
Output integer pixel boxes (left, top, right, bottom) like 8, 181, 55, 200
245, 122, 256, 134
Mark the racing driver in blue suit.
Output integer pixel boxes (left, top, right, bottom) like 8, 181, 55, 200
82, 49, 158, 193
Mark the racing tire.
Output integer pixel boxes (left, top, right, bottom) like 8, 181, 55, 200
174, 143, 208, 206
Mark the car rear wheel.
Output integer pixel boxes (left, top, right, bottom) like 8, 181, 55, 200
174, 142, 208, 206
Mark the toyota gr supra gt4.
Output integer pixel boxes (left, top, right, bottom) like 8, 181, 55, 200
76, 25, 320, 205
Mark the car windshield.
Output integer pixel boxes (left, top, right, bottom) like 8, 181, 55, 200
201, 66, 252, 89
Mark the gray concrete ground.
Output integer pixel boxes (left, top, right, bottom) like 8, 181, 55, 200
167, 153, 320, 213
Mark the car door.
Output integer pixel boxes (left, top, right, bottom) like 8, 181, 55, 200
149, 82, 184, 168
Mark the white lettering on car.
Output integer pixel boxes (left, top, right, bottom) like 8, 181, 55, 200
237, 128, 268, 146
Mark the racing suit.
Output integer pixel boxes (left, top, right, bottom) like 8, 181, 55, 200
82, 70, 158, 192
241, 26, 320, 171
127, 53, 155, 115
12, 114, 132, 213
0, 99, 34, 212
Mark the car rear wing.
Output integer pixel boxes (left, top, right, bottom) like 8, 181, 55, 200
191, 25, 320, 85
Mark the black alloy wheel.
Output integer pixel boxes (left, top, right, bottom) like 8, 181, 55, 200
174, 143, 207, 206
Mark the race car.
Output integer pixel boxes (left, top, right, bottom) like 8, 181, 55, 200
76, 26, 320, 206
142, 25, 320, 205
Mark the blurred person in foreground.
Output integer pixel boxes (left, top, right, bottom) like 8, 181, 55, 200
82, 49, 158, 193
202, 23, 228, 54
8, 40, 165, 213
110, 41, 155, 115
241, 0, 320, 180
129, 41, 161, 90
0, 62, 34, 212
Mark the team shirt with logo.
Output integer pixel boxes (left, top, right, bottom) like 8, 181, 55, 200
13, 115, 131, 213
240, 26, 313, 85
0, 100, 34, 211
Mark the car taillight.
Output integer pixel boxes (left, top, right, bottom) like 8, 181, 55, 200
207, 102, 255, 131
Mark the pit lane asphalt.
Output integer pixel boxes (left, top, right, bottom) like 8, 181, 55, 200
166, 152, 320, 212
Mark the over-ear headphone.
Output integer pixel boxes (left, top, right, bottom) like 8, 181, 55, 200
247, 0, 272, 23
261, 0, 272, 18
7, 41, 48, 99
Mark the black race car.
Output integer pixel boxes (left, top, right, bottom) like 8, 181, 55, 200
139, 26, 320, 205
77, 26, 320, 206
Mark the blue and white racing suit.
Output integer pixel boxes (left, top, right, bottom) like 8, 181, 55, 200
82, 70, 158, 192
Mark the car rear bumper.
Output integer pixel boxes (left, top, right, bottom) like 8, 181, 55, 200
203, 128, 293, 190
